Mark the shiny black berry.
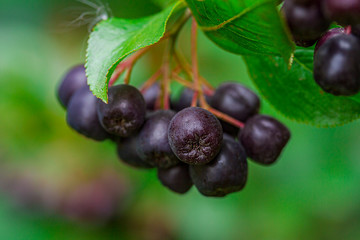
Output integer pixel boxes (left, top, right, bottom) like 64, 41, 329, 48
314, 34, 360, 96
239, 115, 290, 165
137, 110, 179, 168
168, 107, 223, 165
190, 134, 248, 197
315, 28, 345, 53
323, 0, 360, 26
67, 86, 109, 141
158, 164, 193, 194
116, 134, 153, 169
143, 83, 160, 111
97, 84, 146, 137
283, 0, 330, 46
57, 65, 88, 108
210, 82, 260, 136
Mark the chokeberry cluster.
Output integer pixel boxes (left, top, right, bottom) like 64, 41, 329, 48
57, 65, 291, 197
282, 0, 360, 96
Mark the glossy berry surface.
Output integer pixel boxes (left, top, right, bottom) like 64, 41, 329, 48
190, 134, 248, 197
168, 107, 223, 165
137, 110, 179, 168
210, 82, 260, 135
142, 83, 160, 111
239, 115, 290, 165
57, 65, 88, 108
323, 0, 360, 25
315, 28, 345, 53
283, 0, 330, 46
67, 86, 109, 141
314, 34, 360, 96
116, 135, 153, 169
158, 164, 193, 194
97, 84, 146, 137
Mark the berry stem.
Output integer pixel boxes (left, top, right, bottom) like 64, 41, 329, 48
199, 96, 245, 129
173, 50, 215, 91
109, 46, 150, 87
140, 69, 162, 94
345, 25, 352, 34
160, 40, 172, 110
124, 65, 133, 85
191, 18, 200, 107
172, 74, 201, 91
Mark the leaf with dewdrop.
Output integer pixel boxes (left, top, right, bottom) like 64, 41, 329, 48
86, 1, 182, 102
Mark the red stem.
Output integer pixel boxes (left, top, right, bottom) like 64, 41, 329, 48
140, 69, 162, 93
345, 25, 352, 34
191, 18, 200, 107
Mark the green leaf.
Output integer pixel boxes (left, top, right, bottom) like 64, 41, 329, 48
86, 1, 182, 102
244, 48, 360, 127
185, 0, 295, 61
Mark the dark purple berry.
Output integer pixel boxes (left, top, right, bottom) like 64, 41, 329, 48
190, 134, 248, 197
143, 83, 160, 111
283, 0, 330, 46
157, 164, 193, 194
67, 86, 109, 141
116, 135, 153, 169
97, 84, 146, 137
323, 0, 360, 26
239, 115, 290, 165
171, 88, 194, 112
171, 88, 212, 112
57, 65, 88, 108
137, 110, 179, 168
168, 107, 223, 165
314, 34, 360, 96
210, 82, 260, 136
315, 28, 345, 53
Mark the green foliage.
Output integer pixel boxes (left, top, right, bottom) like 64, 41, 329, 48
244, 48, 360, 127
185, 0, 294, 61
86, 1, 182, 102
84, 0, 360, 126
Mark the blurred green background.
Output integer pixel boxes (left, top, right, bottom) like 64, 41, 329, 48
1, 0, 360, 239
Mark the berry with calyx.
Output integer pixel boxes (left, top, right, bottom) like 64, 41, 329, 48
190, 134, 248, 197
57, 65, 88, 108
239, 115, 290, 165
315, 28, 345, 53
116, 134, 153, 169
67, 86, 110, 141
158, 164, 193, 194
168, 107, 223, 165
314, 34, 360, 96
210, 82, 260, 136
322, 0, 360, 26
137, 110, 179, 168
97, 84, 146, 137
142, 83, 160, 111
283, 0, 330, 46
